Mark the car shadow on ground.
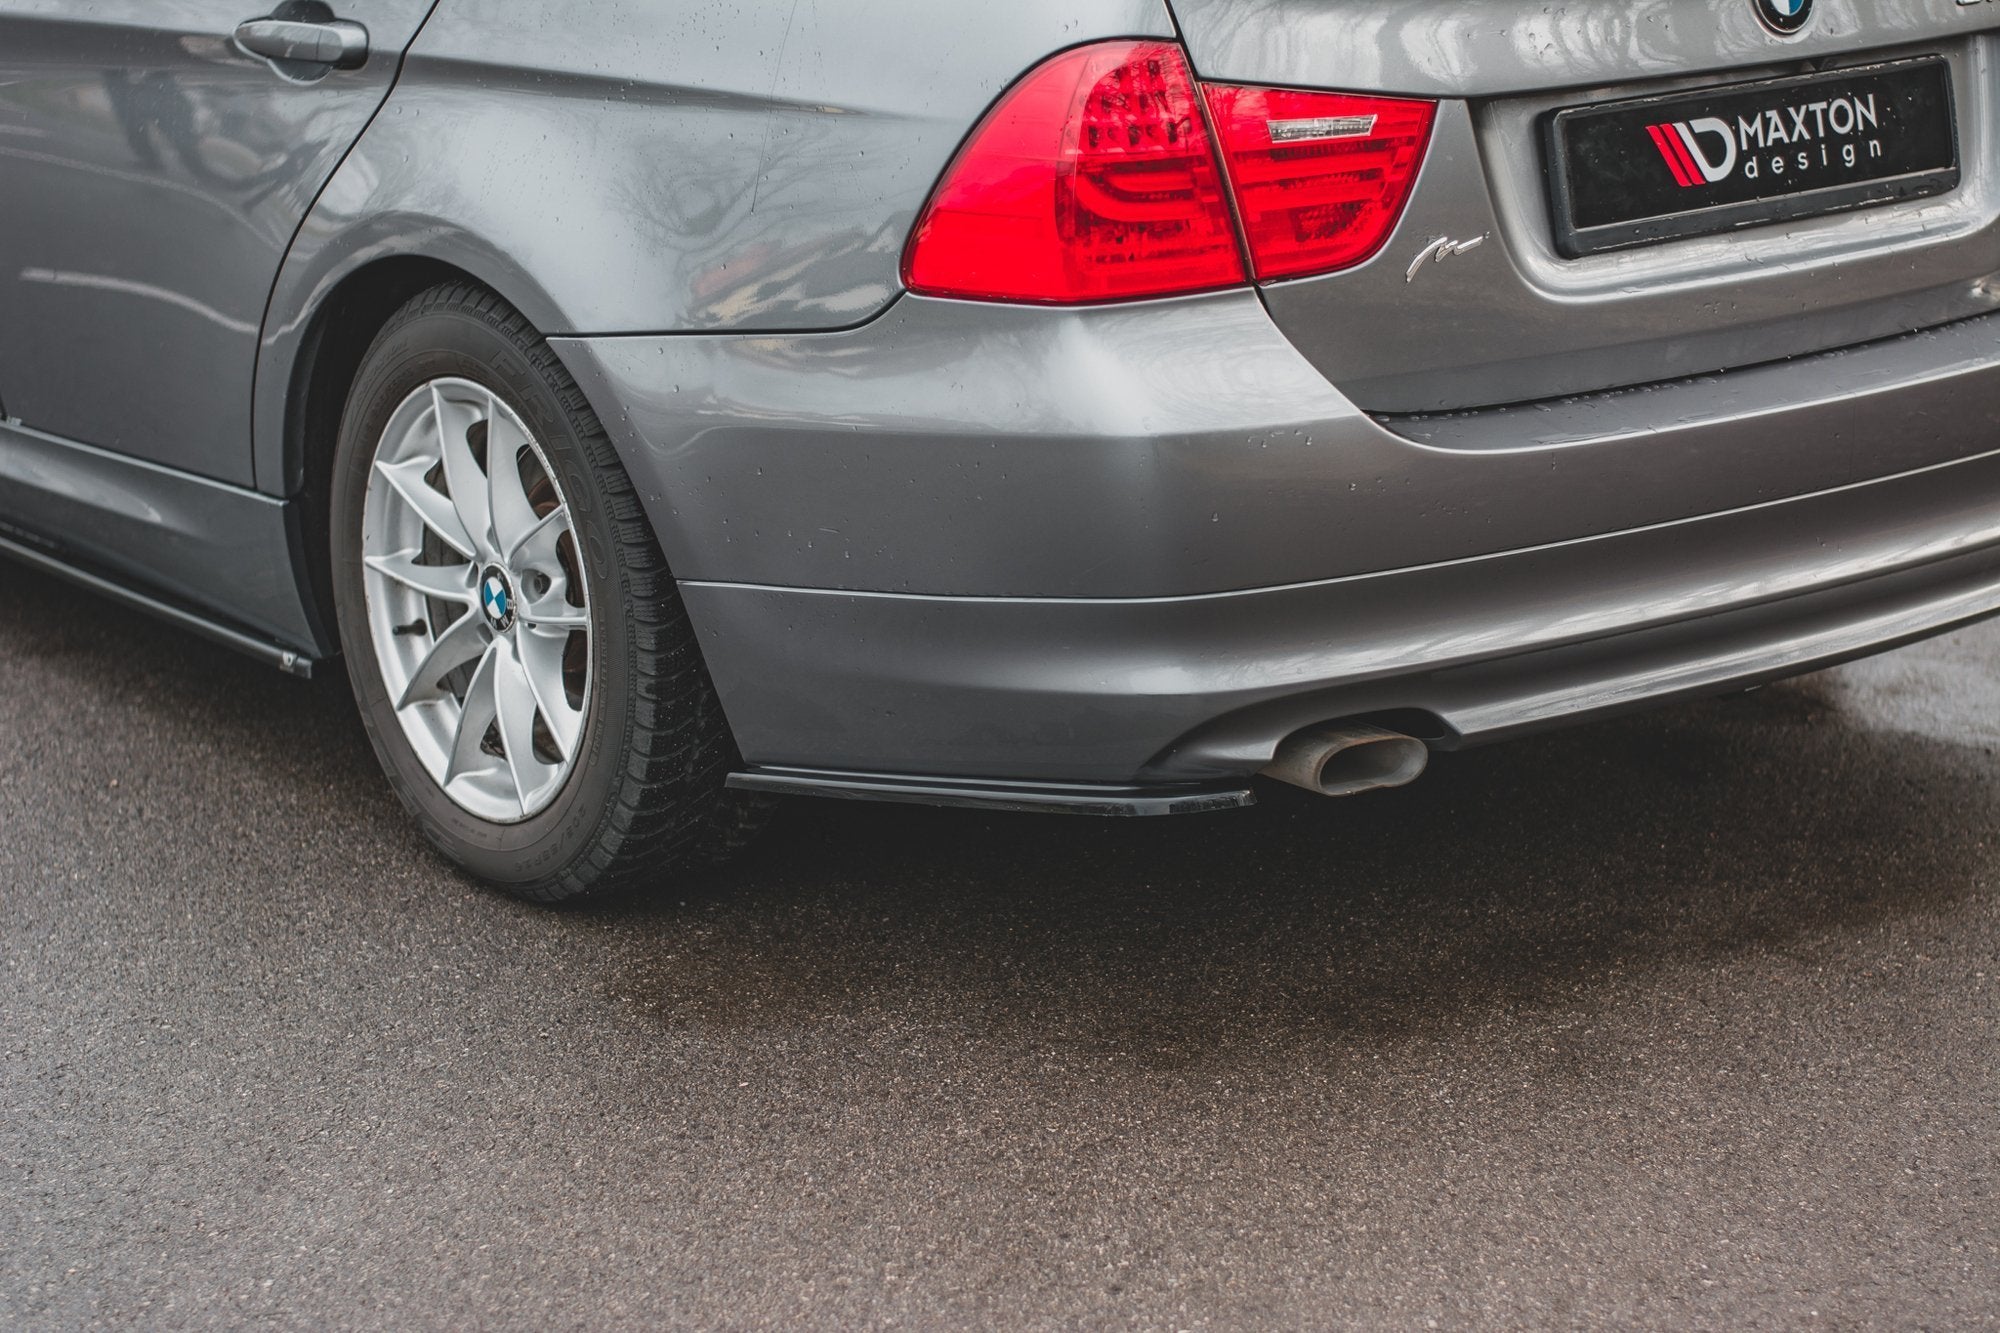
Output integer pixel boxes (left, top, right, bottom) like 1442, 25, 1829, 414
600, 672, 1989, 1058
6, 562, 1991, 1066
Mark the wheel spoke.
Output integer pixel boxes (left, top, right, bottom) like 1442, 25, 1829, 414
443, 643, 503, 789
515, 624, 583, 761
505, 503, 568, 569
485, 392, 545, 560
364, 550, 477, 605
520, 595, 588, 632
491, 639, 555, 812
394, 609, 488, 710
434, 384, 494, 561
374, 456, 476, 558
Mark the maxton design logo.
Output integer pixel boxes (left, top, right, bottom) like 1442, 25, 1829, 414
1646, 119, 1736, 188
1646, 92, 1886, 189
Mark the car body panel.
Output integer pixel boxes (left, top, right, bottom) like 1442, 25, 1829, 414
0, 0, 438, 484
684, 443, 2000, 783
552, 293, 2000, 599
251, 0, 1175, 492
1167, 0, 2000, 98
1265, 37, 2000, 412
0, 419, 317, 649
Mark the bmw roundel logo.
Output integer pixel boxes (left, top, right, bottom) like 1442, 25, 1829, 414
480, 570, 515, 630
1756, 0, 1812, 35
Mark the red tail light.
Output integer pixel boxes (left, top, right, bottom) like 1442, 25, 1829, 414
902, 41, 1245, 304
1201, 84, 1436, 280
904, 41, 1438, 304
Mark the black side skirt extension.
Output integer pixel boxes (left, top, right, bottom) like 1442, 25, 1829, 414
0, 534, 319, 678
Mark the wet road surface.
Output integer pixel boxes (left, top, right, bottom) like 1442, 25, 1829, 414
2, 563, 1995, 1328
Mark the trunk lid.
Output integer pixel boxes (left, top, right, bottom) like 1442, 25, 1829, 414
1170, 1, 2000, 412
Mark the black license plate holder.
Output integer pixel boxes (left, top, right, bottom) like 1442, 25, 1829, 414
1545, 57, 1959, 258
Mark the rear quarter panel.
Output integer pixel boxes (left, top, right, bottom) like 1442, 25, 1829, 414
255, 0, 1174, 492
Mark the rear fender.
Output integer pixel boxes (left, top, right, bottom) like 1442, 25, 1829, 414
253, 0, 1175, 496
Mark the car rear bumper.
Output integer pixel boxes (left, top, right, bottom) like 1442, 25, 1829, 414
554, 295, 2000, 790
681, 453, 2000, 784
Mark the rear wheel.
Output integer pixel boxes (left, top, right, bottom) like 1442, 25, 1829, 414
329, 283, 767, 902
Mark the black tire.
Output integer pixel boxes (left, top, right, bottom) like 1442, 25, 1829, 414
329, 282, 769, 902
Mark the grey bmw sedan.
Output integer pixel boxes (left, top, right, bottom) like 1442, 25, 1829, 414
1, 0, 1997, 899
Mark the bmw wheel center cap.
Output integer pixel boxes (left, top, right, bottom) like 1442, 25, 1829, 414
1756, 0, 1812, 35
480, 568, 517, 631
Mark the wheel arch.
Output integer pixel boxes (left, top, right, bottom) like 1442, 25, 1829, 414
264, 240, 572, 660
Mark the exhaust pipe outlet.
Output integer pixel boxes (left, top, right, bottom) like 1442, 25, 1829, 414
1262, 723, 1429, 798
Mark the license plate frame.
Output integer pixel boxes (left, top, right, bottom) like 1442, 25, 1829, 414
1544, 57, 1960, 259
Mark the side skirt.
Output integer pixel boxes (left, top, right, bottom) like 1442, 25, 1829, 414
0, 418, 329, 671
0, 532, 319, 677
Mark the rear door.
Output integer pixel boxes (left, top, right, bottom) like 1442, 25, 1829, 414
0, 0, 437, 485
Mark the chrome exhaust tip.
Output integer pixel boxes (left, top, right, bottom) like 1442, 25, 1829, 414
1261, 723, 1429, 798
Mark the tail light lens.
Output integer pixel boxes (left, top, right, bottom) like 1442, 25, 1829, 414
904, 40, 1438, 304
902, 41, 1245, 304
1201, 85, 1436, 280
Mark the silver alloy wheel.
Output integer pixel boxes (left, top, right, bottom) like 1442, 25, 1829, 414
360, 377, 592, 823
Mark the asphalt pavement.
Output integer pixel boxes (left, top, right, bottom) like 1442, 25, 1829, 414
2, 561, 1995, 1329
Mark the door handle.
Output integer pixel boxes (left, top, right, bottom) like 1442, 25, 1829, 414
233, 16, 369, 70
